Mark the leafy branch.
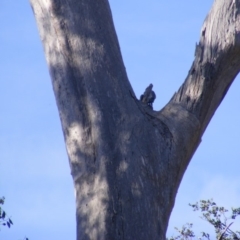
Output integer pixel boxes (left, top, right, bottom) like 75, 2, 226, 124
0, 196, 28, 240
168, 199, 240, 240
0, 197, 13, 229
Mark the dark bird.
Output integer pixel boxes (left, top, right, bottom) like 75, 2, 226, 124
140, 83, 156, 109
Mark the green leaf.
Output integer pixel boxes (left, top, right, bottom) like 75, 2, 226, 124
7, 221, 10, 228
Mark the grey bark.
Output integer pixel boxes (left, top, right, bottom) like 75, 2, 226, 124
29, 0, 240, 239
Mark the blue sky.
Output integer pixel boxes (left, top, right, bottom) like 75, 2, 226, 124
1, 1, 239, 239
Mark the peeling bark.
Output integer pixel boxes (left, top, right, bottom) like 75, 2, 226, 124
30, 0, 240, 239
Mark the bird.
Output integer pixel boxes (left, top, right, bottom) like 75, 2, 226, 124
140, 83, 156, 109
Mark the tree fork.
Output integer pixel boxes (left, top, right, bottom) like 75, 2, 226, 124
30, 0, 240, 239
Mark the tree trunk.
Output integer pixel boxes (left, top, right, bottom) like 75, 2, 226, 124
29, 0, 240, 239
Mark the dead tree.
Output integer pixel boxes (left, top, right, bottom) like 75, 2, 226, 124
30, 0, 240, 239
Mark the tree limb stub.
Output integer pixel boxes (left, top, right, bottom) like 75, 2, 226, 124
30, 0, 240, 239
169, 0, 240, 132
159, 0, 240, 190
